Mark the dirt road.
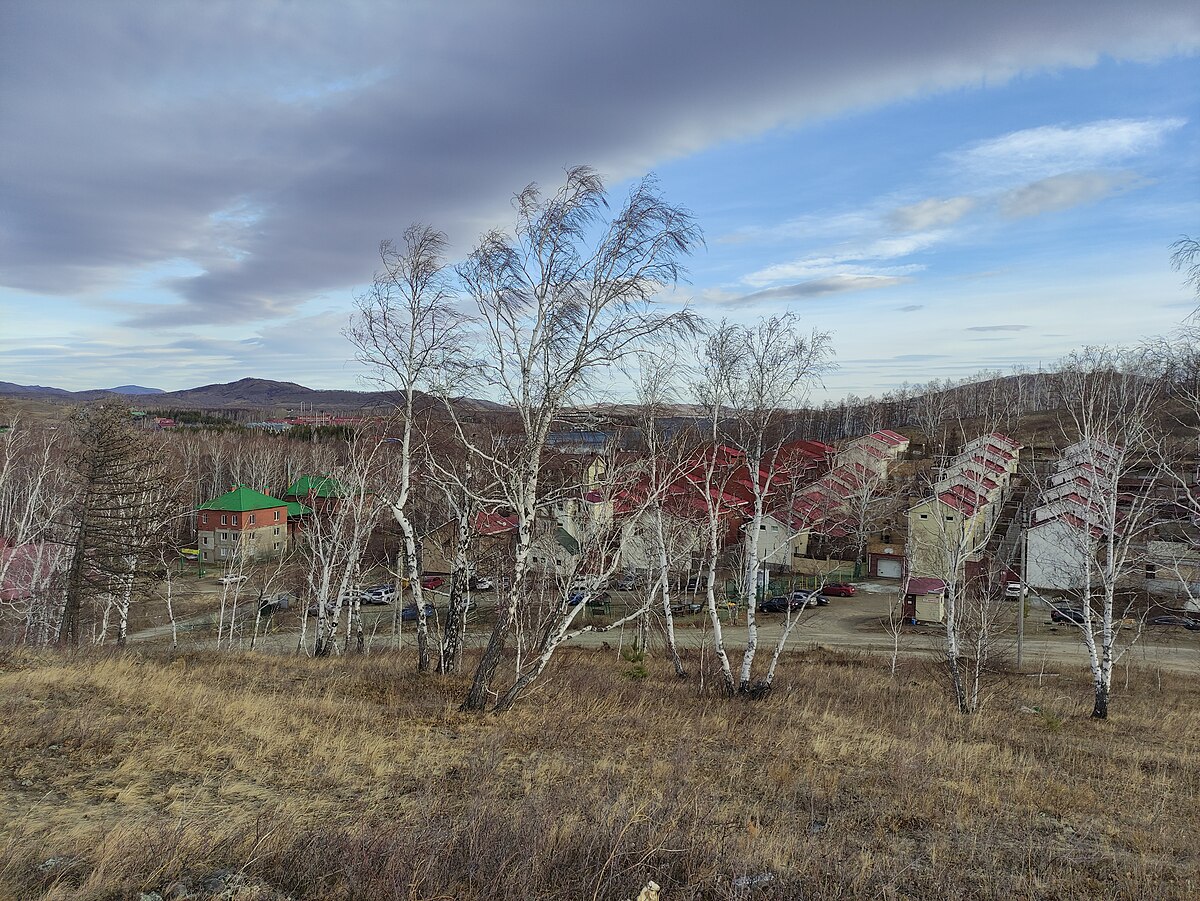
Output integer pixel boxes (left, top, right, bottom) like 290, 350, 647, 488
126, 581, 1200, 673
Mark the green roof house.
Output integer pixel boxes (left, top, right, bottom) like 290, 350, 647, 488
198, 485, 290, 512
284, 475, 347, 499
196, 485, 294, 566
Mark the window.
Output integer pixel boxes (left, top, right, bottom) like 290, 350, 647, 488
273, 510, 280, 521
201, 513, 208, 525
221, 514, 227, 525
273, 542, 281, 551
945, 515, 954, 522
760, 524, 767, 530
919, 514, 928, 520
220, 532, 229, 541
232, 514, 238, 526
249, 532, 257, 541
1146, 563, 1157, 580
249, 514, 256, 524
219, 548, 228, 559
273, 527, 280, 536
202, 536, 209, 546
882, 533, 893, 544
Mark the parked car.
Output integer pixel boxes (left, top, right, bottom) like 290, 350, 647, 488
1149, 615, 1200, 631
469, 576, 493, 591
571, 576, 607, 593
259, 592, 292, 614
760, 595, 792, 613
820, 582, 856, 597
400, 602, 435, 622
360, 585, 395, 605
1004, 582, 1023, 599
1051, 606, 1086, 625
791, 590, 824, 607
217, 574, 248, 585
614, 573, 639, 591
568, 591, 611, 607
683, 575, 703, 592
420, 575, 445, 591
669, 602, 703, 616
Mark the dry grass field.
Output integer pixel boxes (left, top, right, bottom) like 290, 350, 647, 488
1, 647, 1198, 900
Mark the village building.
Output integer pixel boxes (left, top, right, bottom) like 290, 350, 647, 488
196, 485, 308, 565
1023, 439, 1117, 592
906, 432, 1021, 586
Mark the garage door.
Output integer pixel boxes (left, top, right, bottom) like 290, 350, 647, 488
877, 558, 903, 579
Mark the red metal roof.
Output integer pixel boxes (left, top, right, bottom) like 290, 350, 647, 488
475, 512, 518, 536
871, 429, 908, 447
904, 576, 946, 595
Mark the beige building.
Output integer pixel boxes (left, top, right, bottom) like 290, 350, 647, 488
906, 432, 1020, 582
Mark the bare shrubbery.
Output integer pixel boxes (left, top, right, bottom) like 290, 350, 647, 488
2, 648, 1198, 900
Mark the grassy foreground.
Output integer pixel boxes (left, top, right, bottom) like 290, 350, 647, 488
1, 648, 1198, 900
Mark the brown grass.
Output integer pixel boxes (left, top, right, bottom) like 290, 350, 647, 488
1, 647, 1198, 900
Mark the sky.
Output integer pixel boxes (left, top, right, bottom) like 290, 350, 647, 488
1, 1, 1198, 401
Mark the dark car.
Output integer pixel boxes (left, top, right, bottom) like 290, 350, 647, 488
1051, 606, 1086, 625
259, 592, 292, 615
760, 595, 792, 613
669, 602, 703, 616
420, 575, 445, 591
820, 582, 857, 597
568, 591, 610, 607
1149, 615, 1200, 631
400, 602, 435, 622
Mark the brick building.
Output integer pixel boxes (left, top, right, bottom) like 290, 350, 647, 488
196, 485, 308, 565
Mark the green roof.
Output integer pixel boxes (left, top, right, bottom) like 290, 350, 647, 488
286, 500, 313, 517
284, 475, 347, 499
555, 526, 580, 555
198, 485, 290, 513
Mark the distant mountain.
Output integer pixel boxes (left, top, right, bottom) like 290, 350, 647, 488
0, 381, 74, 397
102, 385, 164, 395
153, 378, 395, 410
0, 377, 505, 413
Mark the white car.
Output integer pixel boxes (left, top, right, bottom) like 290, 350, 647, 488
217, 574, 248, 585
1004, 582, 1023, 599
360, 585, 396, 605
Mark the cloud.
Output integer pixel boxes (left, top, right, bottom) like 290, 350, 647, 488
999, 170, 1141, 218
898, 304, 924, 312
732, 274, 910, 303
966, 324, 1029, 332
1, 2, 1197, 325
951, 117, 1186, 183
744, 233, 941, 286
889, 197, 976, 232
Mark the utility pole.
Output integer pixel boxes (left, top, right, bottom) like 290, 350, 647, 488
1017, 506, 1027, 672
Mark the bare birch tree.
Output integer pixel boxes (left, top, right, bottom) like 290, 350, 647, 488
350, 226, 466, 671
1043, 347, 1163, 719
0, 419, 75, 644
444, 166, 702, 711
696, 314, 831, 693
